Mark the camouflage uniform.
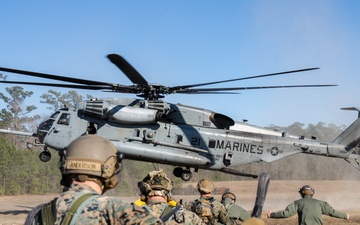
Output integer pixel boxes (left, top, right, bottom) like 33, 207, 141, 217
221, 197, 251, 223
55, 183, 163, 224
134, 198, 206, 225
185, 178, 232, 225
185, 196, 231, 225
135, 170, 205, 225
27, 135, 165, 225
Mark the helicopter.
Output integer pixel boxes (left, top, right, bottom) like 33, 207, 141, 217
0, 53, 360, 181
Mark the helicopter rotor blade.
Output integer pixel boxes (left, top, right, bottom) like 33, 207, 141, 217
107, 54, 148, 85
0, 80, 142, 94
176, 84, 337, 93
0, 80, 113, 90
0, 54, 332, 100
177, 91, 240, 94
170, 67, 320, 91
0, 66, 113, 86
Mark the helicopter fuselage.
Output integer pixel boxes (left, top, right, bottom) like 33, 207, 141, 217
35, 97, 360, 180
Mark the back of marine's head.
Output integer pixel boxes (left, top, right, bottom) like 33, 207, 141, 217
197, 178, 214, 194
299, 184, 315, 197
138, 170, 173, 201
60, 135, 122, 193
221, 191, 236, 202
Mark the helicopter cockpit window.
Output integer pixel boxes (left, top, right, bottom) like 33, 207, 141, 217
37, 118, 56, 143
50, 111, 60, 119
38, 119, 54, 131
57, 113, 70, 125
38, 111, 59, 132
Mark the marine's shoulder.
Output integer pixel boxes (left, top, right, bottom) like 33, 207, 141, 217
228, 203, 243, 210
182, 209, 207, 224
293, 196, 324, 206
183, 199, 197, 208
131, 202, 153, 213
95, 195, 129, 204
118, 203, 164, 224
213, 200, 226, 208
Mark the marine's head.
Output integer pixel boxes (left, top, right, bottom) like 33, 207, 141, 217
60, 135, 122, 193
221, 191, 236, 203
138, 170, 173, 201
197, 178, 214, 194
299, 184, 315, 197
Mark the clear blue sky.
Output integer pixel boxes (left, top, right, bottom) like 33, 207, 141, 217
1, 1, 360, 128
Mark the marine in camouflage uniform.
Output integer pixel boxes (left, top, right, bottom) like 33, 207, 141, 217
184, 178, 232, 225
56, 183, 161, 224
267, 184, 350, 225
26, 135, 163, 225
133, 170, 206, 225
221, 192, 251, 224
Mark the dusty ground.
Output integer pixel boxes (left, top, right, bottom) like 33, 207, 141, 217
1, 180, 359, 224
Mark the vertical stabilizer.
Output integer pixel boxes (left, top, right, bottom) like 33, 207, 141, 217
332, 107, 360, 150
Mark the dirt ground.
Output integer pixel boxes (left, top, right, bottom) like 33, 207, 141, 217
1, 180, 359, 225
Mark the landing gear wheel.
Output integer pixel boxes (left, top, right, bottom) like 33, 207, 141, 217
39, 150, 51, 162
181, 170, 192, 181
173, 167, 183, 177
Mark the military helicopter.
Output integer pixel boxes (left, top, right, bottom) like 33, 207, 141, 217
0, 54, 360, 181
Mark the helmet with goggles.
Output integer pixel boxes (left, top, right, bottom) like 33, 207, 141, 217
138, 170, 173, 200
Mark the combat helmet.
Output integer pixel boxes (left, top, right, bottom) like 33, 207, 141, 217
197, 178, 214, 194
60, 135, 122, 193
138, 170, 173, 200
221, 191, 236, 202
299, 184, 315, 197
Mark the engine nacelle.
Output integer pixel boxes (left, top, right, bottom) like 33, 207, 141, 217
108, 106, 161, 124
83, 100, 161, 124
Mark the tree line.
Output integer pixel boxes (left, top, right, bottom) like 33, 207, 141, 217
0, 83, 359, 196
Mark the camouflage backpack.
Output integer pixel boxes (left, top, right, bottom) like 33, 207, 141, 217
191, 197, 216, 225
